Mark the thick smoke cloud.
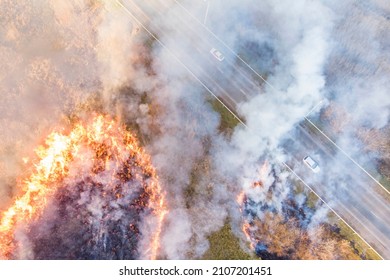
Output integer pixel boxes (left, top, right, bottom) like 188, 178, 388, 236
154, 0, 389, 258
206, 0, 334, 242
0, 0, 99, 208
0, 0, 146, 206
320, 0, 390, 177
0, 0, 224, 259
1, 0, 388, 260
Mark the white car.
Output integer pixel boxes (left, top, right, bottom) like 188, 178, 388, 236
210, 48, 225, 61
303, 156, 320, 173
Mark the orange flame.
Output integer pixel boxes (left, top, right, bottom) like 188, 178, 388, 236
237, 191, 245, 207
238, 161, 269, 251
0, 115, 166, 259
252, 160, 269, 188
242, 222, 254, 250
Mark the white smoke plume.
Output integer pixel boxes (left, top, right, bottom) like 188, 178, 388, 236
0, 0, 97, 208
1, 0, 389, 260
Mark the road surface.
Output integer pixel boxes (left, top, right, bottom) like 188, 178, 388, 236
115, 0, 390, 258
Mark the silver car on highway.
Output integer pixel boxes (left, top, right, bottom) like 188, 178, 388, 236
303, 156, 320, 173
210, 48, 225, 61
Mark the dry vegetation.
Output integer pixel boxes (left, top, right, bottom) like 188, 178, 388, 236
250, 212, 360, 260
321, 101, 390, 188
335, 218, 382, 260
320, 101, 351, 135
357, 126, 390, 184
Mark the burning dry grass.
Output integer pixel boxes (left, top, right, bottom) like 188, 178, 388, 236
0, 115, 166, 259
238, 162, 361, 260
244, 212, 359, 260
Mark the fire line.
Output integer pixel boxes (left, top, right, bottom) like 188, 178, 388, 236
0, 115, 166, 259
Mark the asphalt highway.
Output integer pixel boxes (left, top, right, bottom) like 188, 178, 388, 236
116, 0, 390, 259
283, 120, 390, 258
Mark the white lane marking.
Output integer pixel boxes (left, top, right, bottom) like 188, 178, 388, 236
116, 0, 246, 127
370, 209, 381, 220
217, 67, 224, 74
172, 0, 276, 91
176, 0, 388, 195
204, 0, 210, 25
116, 0, 389, 257
151, 0, 260, 92
305, 99, 326, 118
342, 204, 388, 250
240, 89, 250, 98
283, 162, 384, 260
304, 117, 390, 197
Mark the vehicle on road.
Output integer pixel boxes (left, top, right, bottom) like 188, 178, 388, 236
210, 48, 225, 61
303, 156, 320, 173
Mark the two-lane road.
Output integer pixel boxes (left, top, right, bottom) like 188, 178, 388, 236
283, 121, 390, 258
115, 0, 390, 258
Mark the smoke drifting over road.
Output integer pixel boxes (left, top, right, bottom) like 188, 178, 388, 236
0, 0, 388, 259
